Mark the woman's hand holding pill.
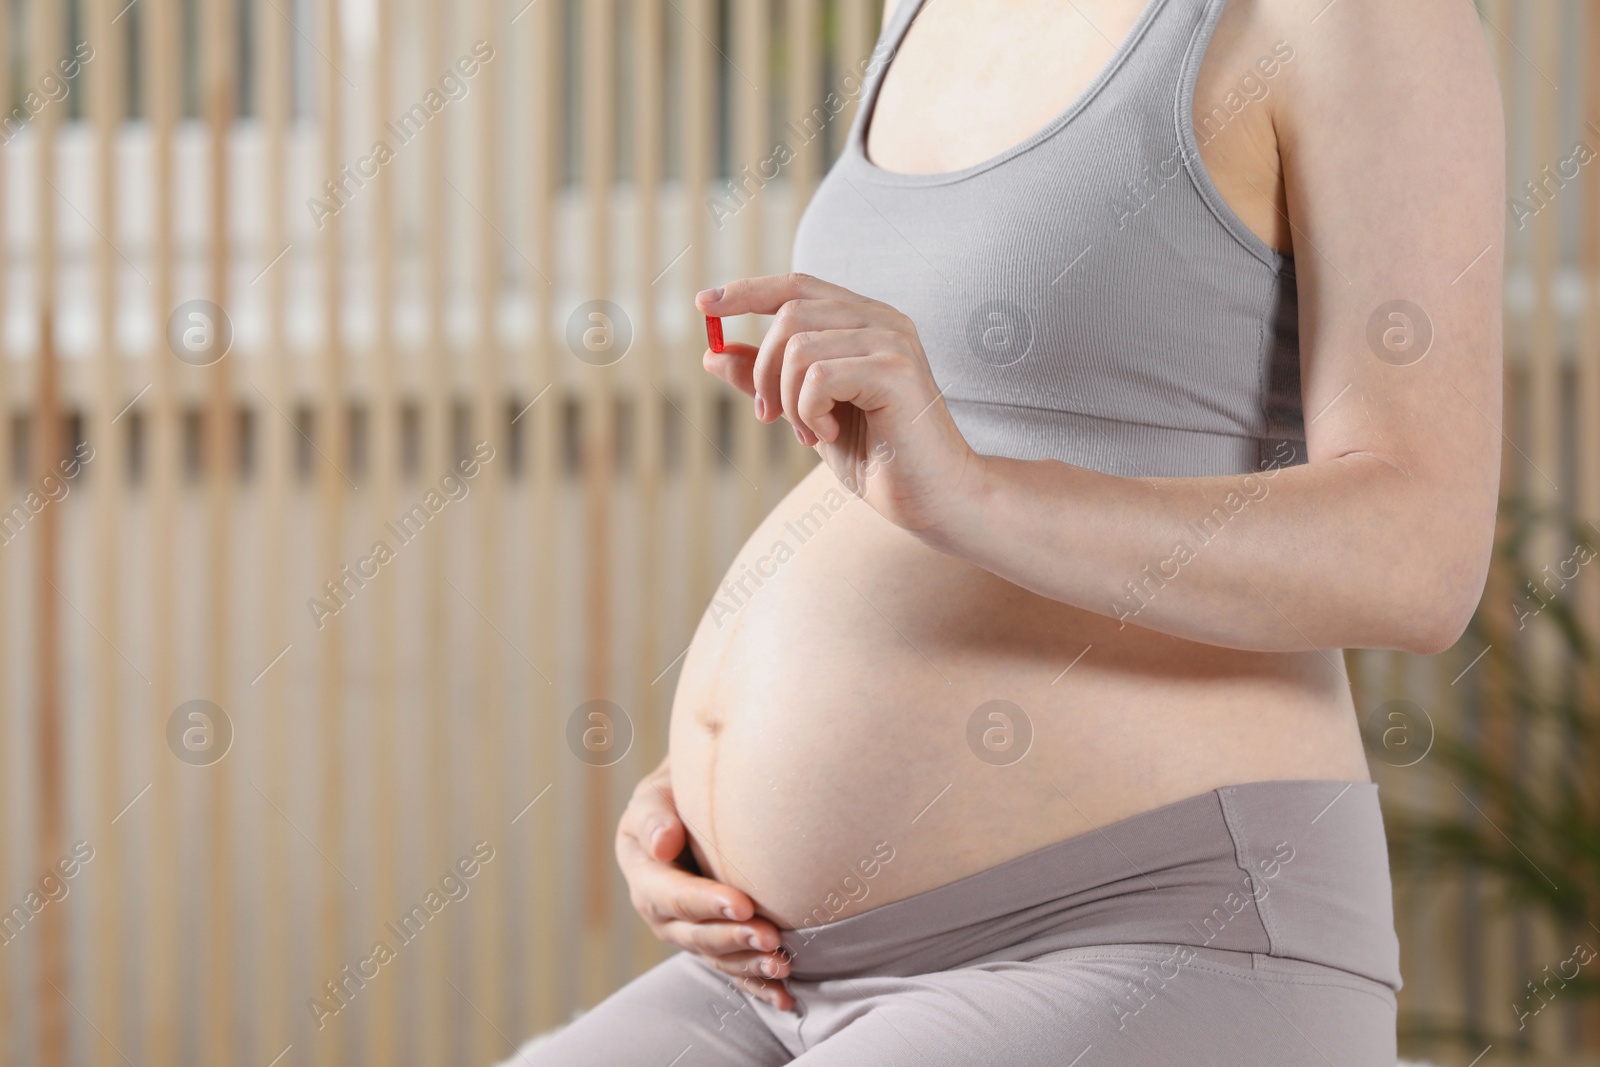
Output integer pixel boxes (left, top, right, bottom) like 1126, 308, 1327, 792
696, 273, 982, 537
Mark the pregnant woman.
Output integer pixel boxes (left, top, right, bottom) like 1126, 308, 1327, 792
534, 0, 1503, 1062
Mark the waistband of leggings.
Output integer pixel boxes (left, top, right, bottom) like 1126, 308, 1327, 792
777, 779, 1401, 991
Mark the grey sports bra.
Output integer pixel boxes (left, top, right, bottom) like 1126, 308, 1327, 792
791, 0, 1304, 479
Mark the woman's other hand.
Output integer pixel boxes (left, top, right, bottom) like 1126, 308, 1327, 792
616, 758, 796, 1010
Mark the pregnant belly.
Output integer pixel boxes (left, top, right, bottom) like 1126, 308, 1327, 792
667, 463, 1367, 929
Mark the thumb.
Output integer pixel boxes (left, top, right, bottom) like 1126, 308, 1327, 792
637, 778, 689, 860
649, 816, 687, 862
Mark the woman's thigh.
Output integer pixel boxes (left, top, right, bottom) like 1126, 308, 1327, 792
787, 947, 1397, 1067
515, 945, 1395, 1067
515, 953, 792, 1067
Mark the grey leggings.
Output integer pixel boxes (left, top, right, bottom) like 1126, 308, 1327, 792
518, 781, 1402, 1066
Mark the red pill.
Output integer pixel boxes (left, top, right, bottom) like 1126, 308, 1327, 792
705, 314, 724, 353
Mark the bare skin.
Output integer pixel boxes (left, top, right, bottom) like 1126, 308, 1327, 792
616, 0, 1504, 1011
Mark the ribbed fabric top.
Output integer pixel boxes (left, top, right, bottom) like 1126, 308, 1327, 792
791, 0, 1304, 478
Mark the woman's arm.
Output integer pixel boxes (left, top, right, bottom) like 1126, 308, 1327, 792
936, 0, 1504, 655
700, 0, 1504, 656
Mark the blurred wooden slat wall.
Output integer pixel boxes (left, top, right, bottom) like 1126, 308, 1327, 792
1, 1, 1595, 1065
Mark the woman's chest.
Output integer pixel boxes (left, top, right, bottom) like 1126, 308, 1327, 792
865, 0, 1290, 255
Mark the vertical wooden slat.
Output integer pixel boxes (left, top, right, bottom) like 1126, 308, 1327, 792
523, 0, 562, 1030
87, 0, 128, 1060
366, 1, 401, 1064
1582, 16, 1600, 688
418, 0, 452, 1057
837, 0, 875, 155
1523, 4, 1563, 1057
255, 0, 293, 1053
1467, 0, 1515, 1058
681, 0, 713, 688
731, 0, 767, 527
201, 0, 237, 1059
470, 0, 508, 1054
313, 0, 349, 1062
785, 0, 822, 259
786, 0, 823, 486
142, 0, 183, 1059
579, 0, 618, 1011
1462, 369, 1522, 1054
32, 335, 64, 1067
1474, 471, 1519, 1055
30, 0, 66, 1054
1580, 2, 1600, 1053
630, 0, 667, 978
0, 1, 13, 1056
1421, 646, 1464, 1037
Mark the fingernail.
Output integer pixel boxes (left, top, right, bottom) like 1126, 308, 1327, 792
761, 957, 780, 978
648, 825, 666, 852
698, 286, 724, 304
794, 425, 806, 446
722, 904, 738, 921
754, 395, 766, 421
746, 932, 764, 950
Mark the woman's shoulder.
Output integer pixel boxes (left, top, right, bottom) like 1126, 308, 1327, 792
1245, 0, 1499, 112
